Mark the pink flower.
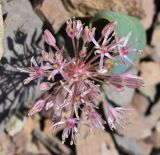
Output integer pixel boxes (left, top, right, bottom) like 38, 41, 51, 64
28, 100, 45, 116
116, 32, 143, 64
18, 19, 144, 145
17, 57, 46, 85
86, 112, 106, 131
82, 26, 96, 44
66, 19, 83, 39
44, 29, 56, 47
47, 52, 69, 81
89, 22, 118, 70
106, 106, 127, 130
52, 118, 78, 145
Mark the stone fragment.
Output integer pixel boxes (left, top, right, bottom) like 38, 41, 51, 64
152, 26, 160, 49
0, 0, 44, 131
26, 141, 39, 155
23, 115, 40, 140
33, 129, 71, 155
103, 85, 135, 106
140, 62, 160, 86
117, 101, 160, 140
138, 140, 153, 155
12, 132, 27, 155
141, 0, 155, 29
151, 100, 160, 115
149, 130, 160, 148
76, 126, 118, 155
62, 0, 145, 19
33, 0, 70, 33
0, 132, 15, 155
36, 141, 52, 155
114, 134, 146, 155
151, 25, 160, 61
117, 106, 151, 140
0, 4, 4, 59
138, 85, 156, 102
5, 115, 26, 137
131, 92, 149, 115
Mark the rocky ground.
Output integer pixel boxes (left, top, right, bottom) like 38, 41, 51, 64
0, 0, 160, 155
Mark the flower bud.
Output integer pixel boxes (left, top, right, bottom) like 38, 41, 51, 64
44, 29, 56, 47
40, 82, 53, 91
28, 100, 45, 116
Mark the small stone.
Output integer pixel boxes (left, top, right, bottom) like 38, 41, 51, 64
0, 0, 44, 131
139, 85, 156, 102
26, 141, 39, 154
131, 92, 149, 115
138, 140, 153, 155
33, 0, 70, 33
151, 100, 160, 115
43, 119, 53, 135
0, 132, 15, 155
12, 132, 27, 155
36, 141, 52, 155
152, 26, 160, 49
140, 62, 160, 86
114, 134, 146, 155
117, 106, 153, 140
141, 0, 155, 29
156, 120, 160, 132
149, 131, 160, 148
23, 115, 40, 140
62, 0, 145, 19
5, 115, 26, 137
76, 126, 118, 155
0, 4, 4, 60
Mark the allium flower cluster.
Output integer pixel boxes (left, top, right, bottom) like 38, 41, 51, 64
18, 19, 143, 145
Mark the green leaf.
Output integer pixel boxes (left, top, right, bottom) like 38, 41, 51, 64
91, 12, 146, 74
